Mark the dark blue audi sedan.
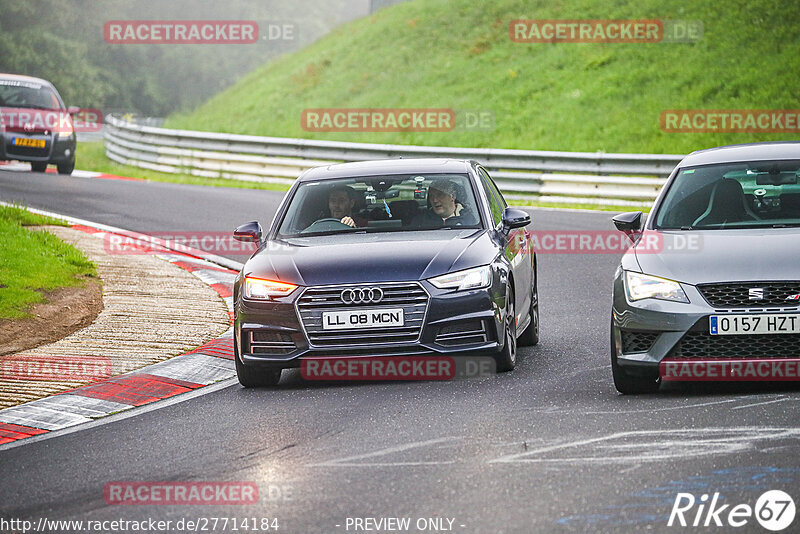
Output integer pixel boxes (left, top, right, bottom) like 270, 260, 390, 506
231, 158, 539, 386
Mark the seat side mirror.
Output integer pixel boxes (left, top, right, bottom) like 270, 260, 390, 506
501, 207, 531, 232
612, 211, 643, 242
234, 221, 263, 242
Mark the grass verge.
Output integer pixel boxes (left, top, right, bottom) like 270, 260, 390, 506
0, 205, 96, 319
516, 200, 651, 213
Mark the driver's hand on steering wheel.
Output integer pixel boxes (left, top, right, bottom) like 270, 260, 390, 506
341, 216, 356, 227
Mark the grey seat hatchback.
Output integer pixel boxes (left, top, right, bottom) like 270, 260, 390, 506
610, 142, 800, 393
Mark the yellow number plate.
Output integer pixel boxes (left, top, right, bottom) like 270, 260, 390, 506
12, 138, 46, 148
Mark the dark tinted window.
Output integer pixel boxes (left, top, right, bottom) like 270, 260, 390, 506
654, 160, 800, 229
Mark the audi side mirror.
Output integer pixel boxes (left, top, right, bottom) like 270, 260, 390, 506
501, 207, 531, 233
233, 221, 263, 242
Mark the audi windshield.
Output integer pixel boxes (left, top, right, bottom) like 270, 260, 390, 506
277, 173, 483, 237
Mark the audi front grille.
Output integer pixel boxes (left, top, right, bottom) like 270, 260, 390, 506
247, 331, 296, 355
296, 282, 429, 348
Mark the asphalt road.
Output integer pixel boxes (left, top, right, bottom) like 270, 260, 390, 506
1, 169, 799, 534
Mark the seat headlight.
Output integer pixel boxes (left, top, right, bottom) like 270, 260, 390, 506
429, 265, 491, 291
625, 271, 689, 303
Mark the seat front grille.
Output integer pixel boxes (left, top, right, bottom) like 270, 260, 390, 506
620, 330, 659, 353
673, 332, 800, 359
698, 282, 800, 308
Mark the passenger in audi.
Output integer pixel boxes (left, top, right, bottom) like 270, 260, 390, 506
411, 179, 475, 227
327, 185, 368, 228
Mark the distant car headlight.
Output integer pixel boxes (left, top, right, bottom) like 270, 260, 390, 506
244, 277, 298, 299
429, 265, 491, 291
625, 271, 689, 303
56, 122, 74, 138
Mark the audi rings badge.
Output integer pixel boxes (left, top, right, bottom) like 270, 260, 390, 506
341, 287, 384, 305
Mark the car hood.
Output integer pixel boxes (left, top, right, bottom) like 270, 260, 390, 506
634, 229, 800, 284
243, 229, 493, 286
0, 106, 69, 134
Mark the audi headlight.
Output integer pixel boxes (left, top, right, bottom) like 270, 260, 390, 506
244, 277, 298, 299
429, 266, 491, 291
625, 271, 689, 303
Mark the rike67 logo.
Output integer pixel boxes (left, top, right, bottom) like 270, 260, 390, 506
669, 490, 795, 531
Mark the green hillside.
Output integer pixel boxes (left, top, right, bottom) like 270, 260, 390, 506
166, 0, 800, 154
0, 0, 365, 115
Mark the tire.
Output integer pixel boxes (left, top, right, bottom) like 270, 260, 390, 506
518, 267, 539, 347
494, 292, 517, 372
31, 161, 48, 173
57, 160, 75, 175
234, 336, 282, 387
610, 317, 660, 394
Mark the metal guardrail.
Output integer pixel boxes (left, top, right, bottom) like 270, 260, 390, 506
104, 115, 683, 206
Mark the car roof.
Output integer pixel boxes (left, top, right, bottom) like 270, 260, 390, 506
679, 141, 800, 167
0, 73, 56, 87
298, 158, 473, 181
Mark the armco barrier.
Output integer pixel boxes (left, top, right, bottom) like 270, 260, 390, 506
104, 115, 683, 206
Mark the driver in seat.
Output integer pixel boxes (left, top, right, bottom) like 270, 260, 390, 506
327, 186, 368, 227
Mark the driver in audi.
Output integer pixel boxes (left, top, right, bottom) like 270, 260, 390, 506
327, 185, 368, 228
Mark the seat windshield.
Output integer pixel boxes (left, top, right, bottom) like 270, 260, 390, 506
653, 160, 800, 230
277, 173, 482, 237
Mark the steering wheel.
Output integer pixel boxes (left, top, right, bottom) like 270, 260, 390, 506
301, 218, 353, 234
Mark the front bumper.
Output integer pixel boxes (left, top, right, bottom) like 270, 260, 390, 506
612, 268, 800, 377
235, 280, 506, 368
1, 132, 75, 164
